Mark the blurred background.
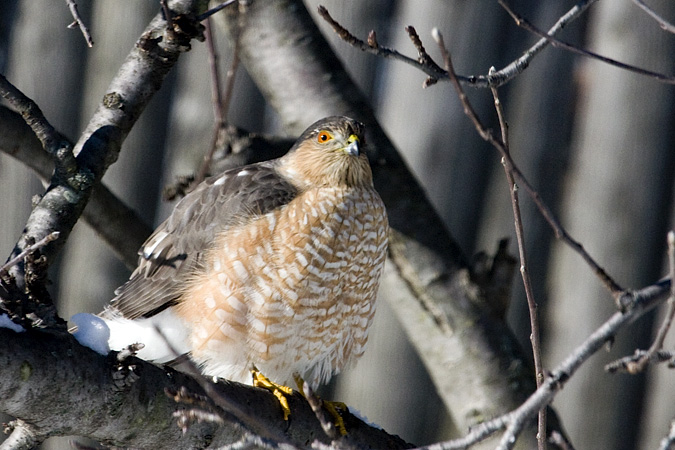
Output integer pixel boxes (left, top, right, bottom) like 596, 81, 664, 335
1, 1, 675, 448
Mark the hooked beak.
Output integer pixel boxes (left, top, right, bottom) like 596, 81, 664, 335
344, 134, 360, 157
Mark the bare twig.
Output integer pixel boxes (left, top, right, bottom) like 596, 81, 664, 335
607, 231, 675, 373
648, 231, 675, 353
639, 231, 675, 366
195, 18, 226, 184
221, 42, 240, 121
324, 0, 675, 89
195, 17, 240, 184
0, 232, 60, 278
299, 379, 339, 440
489, 0, 597, 87
431, 28, 623, 298
414, 278, 670, 450
658, 231, 675, 347
207, 19, 226, 128
489, 68, 546, 450
317, 6, 452, 86
319, 1, 598, 89
605, 348, 675, 373
65, 0, 94, 47
632, 0, 675, 33
160, 0, 174, 31
499, 0, 675, 85
404, 25, 445, 87
197, 0, 237, 22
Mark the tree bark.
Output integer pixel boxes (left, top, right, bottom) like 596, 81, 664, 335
0, 328, 412, 449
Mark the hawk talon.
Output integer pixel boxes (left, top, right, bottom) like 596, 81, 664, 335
323, 400, 348, 436
295, 375, 348, 436
251, 368, 293, 420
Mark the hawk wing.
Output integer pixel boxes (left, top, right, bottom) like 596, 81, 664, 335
108, 160, 298, 319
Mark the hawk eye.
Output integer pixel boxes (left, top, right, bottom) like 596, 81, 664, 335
317, 130, 333, 143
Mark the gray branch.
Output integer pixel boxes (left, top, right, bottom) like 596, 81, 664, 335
0, 328, 410, 449
0, 105, 150, 269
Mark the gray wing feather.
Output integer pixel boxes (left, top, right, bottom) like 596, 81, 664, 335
109, 160, 298, 319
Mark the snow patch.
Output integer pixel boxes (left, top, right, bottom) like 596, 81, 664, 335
71, 313, 111, 355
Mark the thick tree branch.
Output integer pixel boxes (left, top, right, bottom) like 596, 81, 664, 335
0, 105, 152, 269
2, 0, 206, 318
0, 328, 411, 449
0, 104, 300, 268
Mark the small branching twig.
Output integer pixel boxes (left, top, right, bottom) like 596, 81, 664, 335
499, 0, 675, 85
317, 6, 452, 86
430, 28, 623, 300
195, 17, 240, 184
323, 0, 675, 90
65, 0, 93, 47
489, 69, 546, 450
0, 232, 60, 279
605, 349, 675, 374
413, 278, 670, 450
632, 0, 675, 33
404, 25, 445, 88
319, 2, 598, 89
606, 231, 675, 373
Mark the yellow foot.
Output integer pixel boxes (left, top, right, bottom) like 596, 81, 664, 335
323, 400, 348, 436
294, 375, 348, 436
251, 367, 294, 420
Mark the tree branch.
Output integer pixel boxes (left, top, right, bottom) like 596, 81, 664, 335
427, 25, 623, 299
2, 0, 206, 321
319, 1, 599, 89
413, 277, 671, 450
0, 104, 151, 269
632, 0, 675, 33
0, 328, 412, 449
65, 0, 94, 47
498, 0, 675, 85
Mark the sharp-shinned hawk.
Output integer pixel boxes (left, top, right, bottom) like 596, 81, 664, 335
101, 116, 389, 397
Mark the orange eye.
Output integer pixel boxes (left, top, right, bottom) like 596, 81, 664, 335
317, 130, 333, 143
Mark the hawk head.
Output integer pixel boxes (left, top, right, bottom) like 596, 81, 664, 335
280, 116, 373, 189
